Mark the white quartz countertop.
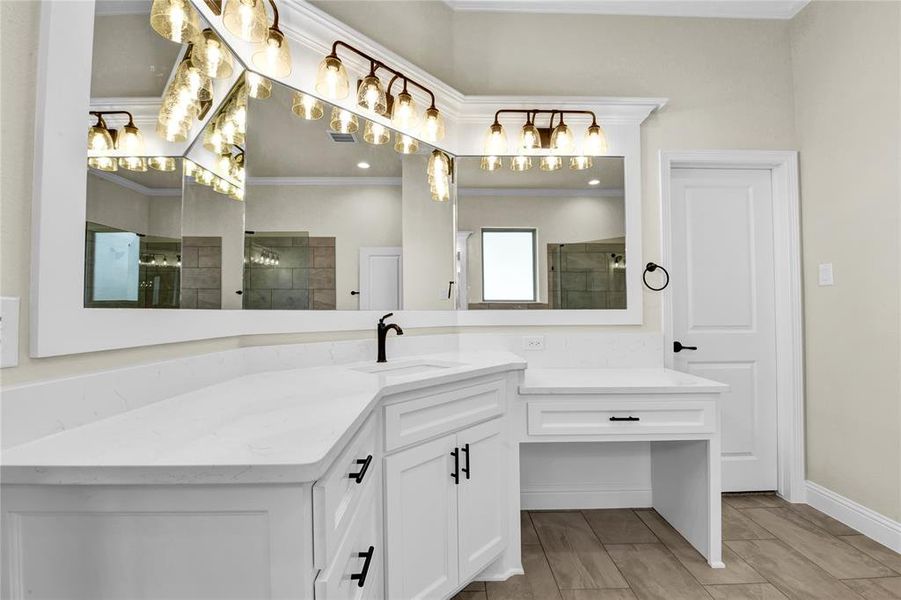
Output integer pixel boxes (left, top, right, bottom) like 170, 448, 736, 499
519, 368, 729, 395
1, 352, 525, 485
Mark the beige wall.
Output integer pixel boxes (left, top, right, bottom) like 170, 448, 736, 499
790, 1, 901, 520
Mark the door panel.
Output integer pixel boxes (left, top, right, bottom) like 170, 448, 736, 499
456, 419, 506, 581
359, 247, 402, 310
671, 168, 777, 492
384, 434, 458, 600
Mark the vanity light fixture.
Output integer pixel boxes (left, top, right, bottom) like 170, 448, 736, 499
191, 29, 234, 79
86, 110, 146, 172
363, 121, 390, 145
245, 71, 272, 99
479, 108, 607, 171
481, 156, 503, 171
250, 0, 292, 77
330, 107, 359, 134
292, 92, 324, 120
222, 0, 268, 43
148, 156, 176, 171
394, 133, 419, 154
428, 150, 453, 202
119, 156, 148, 172
150, 0, 200, 44
315, 41, 445, 141
511, 155, 532, 172
87, 114, 115, 153
88, 157, 118, 172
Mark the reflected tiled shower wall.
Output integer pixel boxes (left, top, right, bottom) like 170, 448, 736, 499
548, 243, 627, 309
181, 236, 222, 309
243, 235, 336, 310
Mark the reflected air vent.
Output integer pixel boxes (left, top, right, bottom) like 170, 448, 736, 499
328, 132, 357, 143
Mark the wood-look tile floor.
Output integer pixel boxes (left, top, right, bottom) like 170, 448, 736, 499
453, 494, 901, 600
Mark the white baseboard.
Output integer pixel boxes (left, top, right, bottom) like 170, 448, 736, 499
521, 484, 652, 510
805, 480, 901, 553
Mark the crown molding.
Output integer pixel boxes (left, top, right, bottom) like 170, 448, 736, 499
442, 0, 809, 20
90, 169, 182, 197
89, 97, 162, 128
458, 186, 624, 198
247, 176, 402, 187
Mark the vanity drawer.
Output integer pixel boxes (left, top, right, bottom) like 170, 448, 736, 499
314, 482, 382, 600
313, 413, 379, 569
384, 378, 505, 452
527, 400, 716, 436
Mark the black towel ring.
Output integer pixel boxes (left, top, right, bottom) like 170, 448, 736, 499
643, 262, 670, 291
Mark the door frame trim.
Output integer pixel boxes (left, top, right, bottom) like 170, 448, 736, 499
659, 150, 805, 502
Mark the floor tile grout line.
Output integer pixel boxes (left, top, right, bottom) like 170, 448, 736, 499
578, 508, 634, 592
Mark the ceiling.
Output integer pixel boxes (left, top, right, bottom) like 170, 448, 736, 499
457, 156, 624, 190
244, 82, 435, 178
442, 0, 809, 19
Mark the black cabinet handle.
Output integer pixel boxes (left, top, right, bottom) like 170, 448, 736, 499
350, 290, 359, 296
447, 280, 455, 299
461, 443, 470, 479
348, 455, 372, 484
610, 416, 640, 422
673, 341, 698, 353
451, 448, 460, 484
350, 545, 375, 588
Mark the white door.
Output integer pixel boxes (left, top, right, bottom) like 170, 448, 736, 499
359, 247, 402, 310
457, 419, 506, 581
385, 434, 459, 600
670, 168, 778, 492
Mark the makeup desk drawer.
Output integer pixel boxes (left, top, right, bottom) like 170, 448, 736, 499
527, 399, 716, 437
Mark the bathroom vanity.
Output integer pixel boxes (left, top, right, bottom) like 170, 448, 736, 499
1, 352, 727, 599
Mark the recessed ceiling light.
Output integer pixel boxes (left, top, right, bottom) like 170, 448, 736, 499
357, 161, 370, 169
588, 179, 600, 186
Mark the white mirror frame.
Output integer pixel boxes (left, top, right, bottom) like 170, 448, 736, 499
29, 0, 666, 357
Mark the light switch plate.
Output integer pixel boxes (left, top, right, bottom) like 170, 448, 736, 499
818, 263, 834, 286
523, 335, 545, 351
1, 297, 20, 368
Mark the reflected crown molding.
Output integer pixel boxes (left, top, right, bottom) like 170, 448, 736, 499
441, 0, 809, 19
90, 170, 182, 197
246, 176, 402, 187
458, 187, 624, 198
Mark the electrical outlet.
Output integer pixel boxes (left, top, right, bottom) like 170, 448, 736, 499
523, 335, 545, 351
818, 263, 834, 286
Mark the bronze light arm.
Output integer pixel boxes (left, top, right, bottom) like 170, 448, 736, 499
492, 108, 598, 128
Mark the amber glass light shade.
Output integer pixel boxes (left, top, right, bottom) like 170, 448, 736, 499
88, 157, 118, 172
204, 120, 228, 154
173, 60, 212, 102
150, 0, 199, 44
357, 74, 388, 115
511, 155, 532, 172
427, 150, 450, 182
421, 107, 445, 143
483, 122, 508, 155
583, 123, 608, 156
192, 29, 233, 79
116, 121, 145, 155
230, 186, 245, 201
292, 92, 324, 120
118, 157, 148, 172
183, 160, 198, 178
223, 0, 268, 43
245, 72, 272, 99
213, 176, 233, 195
196, 168, 215, 186
315, 55, 350, 100
157, 117, 189, 143
394, 134, 419, 154
329, 107, 359, 134
230, 154, 246, 184
480, 156, 502, 171
431, 174, 450, 202
149, 156, 176, 172
391, 91, 419, 131
252, 28, 292, 78
570, 156, 592, 170
540, 156, 562, 171
87, 121, 114, 152
519, 121, 542, 153
363, 121, 391, 145
550, 122, 575, 154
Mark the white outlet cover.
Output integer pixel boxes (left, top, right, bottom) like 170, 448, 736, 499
523, 335, 545, 351
818, 263, 834, 286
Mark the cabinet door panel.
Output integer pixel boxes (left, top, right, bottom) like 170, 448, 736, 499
385, 434, 459, 600
457, 418, 507, 581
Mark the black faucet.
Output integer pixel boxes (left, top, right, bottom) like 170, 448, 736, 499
377, 313, 404, 363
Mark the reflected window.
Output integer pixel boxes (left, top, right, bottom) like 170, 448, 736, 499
481, 229, 536, 302
92, 231, 140, 301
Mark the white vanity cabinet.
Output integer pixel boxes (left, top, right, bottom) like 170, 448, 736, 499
383, 377, 510, 600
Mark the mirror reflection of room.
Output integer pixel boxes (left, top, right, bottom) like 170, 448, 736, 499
242, 79, 454, 311
456, 156, 626, 310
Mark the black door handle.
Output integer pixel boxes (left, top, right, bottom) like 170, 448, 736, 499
673, 341, 698, 353
350, 290, 359, 295
447, 280, 455, 299
451, 448, 460, 484
350, 546, 375, 588
348, 455, 372, 484
461, 443, 470, 479
610, 416, 640, 422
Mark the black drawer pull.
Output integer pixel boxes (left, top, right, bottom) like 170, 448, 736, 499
610, 416, 640, 422
348, 455, 372, 484
451, 447, 460, 484
461, 443, 470, 479
350, 545, 375, 588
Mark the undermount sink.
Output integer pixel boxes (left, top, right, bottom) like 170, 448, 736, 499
350, 359, 465, 377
